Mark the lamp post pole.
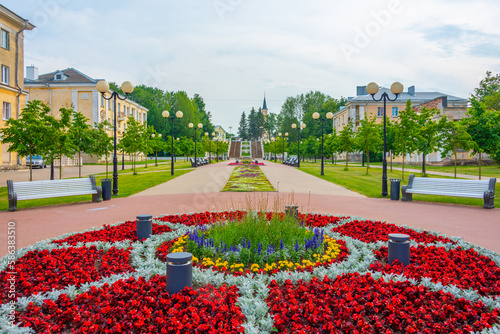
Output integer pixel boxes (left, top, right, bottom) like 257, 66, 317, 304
313, 111, 334, 176
189, 123, 203, 167
271, 137, 276, 162
367, 82, 403, 197
97, 80, 134, 196
292, 123, 306, 167
163, 110, 183, 176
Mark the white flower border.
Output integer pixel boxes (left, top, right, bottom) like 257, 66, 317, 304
0, 212, 498, 334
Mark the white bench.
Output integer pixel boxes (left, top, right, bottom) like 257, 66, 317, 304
401, 174, 496, 209
7, 175, 102, 212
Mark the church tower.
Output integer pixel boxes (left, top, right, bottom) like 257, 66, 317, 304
262, 95, 268, 116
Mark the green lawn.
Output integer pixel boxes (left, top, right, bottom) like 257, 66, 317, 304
361, 162, 500, 178
299, 162, 499, 208
1, 162, 193, 211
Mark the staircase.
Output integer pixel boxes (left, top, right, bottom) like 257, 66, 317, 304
251, 141, 263, 159
229, 141, 241, 158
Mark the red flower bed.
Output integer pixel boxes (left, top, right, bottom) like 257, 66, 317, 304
0, 246, 134, 302
52, 220, 172, 245
17, 275, 245, 333
267, 273, 499, 333
157, 211, 247, 226
371, 245, 500, 296
332, 220, 456, 244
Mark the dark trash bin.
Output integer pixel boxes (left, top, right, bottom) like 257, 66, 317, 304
390, 179, 401, 201
101, 179, 112, 201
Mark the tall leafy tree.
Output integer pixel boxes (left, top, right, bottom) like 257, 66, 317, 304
325, 129, 340, 164
413, 107, 441, 176
44, 107, 75, 180
119, 117, 145, 175
91, 120, 113, 178
355, 116, 382, 174
247, 107, 258, 140
438, 117, 473, 178
473, 71, 500, 102
69, 109, 94, 178
463, 99, 500, 179
394, 100, 417, 181
238, 111, 248, 139
338, 121, 356, 170
1, 100, 50, 181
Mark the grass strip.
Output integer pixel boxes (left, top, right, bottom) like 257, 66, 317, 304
221, 165, 275, 192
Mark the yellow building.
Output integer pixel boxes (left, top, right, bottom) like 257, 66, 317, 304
0, 5, 34, 167
24, 67, 148, 163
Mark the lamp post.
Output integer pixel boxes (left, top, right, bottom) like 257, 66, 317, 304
283, 132, 289, 163
291, 123, 306, 167
313, 111, 334, 176
211, 132, 217, 163
97, 80, 134, 196
189, 122, 203, 167
271, 137, 276, 161
367, 82, 404, 197
162, 110, 183, 175
204, 132, 210, 163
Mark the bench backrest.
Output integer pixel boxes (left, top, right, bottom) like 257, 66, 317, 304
408, 174, 495, 195
11, 177, 96, 199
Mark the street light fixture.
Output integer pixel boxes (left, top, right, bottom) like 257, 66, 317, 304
271, 137, 277, 162
313, 111, 334, 176
367, 81, 404, 197
188, 122, 203, 167
291, 123, 306, 167
96, 80, 134, 196
162, 110, 183, 175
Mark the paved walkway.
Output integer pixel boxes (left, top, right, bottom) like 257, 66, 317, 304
1, 160, 498, 257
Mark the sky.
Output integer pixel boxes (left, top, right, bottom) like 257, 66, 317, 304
4, 0, 500, 133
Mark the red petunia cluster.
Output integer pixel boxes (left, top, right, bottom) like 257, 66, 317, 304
52, 220, 172, 245
18, 275, 245, 333
157, 211, 247, 226
267, 273, 499, 333
371, 245, 500, 296
0, 246, 134, 302
332, 220, 456, 244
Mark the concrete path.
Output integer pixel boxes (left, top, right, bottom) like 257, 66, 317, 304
1, 160, 498, 257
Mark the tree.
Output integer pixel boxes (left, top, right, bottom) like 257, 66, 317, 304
247, 107, 258, 140
473, 71, 500, 102
44, 107, 75, 180
0, 100, 50, 181
91, 120, 113, 178
438, 117, 474, 178
238, 111, 248, 139
394, 100, 417, 181
325, 129, 340, 164
413, 107, 441, 176
355, 116, 382, 174
119, 117, 145, 175
69, 110, 94, 178
338, 122, 356, 169
463, 99, 500, 179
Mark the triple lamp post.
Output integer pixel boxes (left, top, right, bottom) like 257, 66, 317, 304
188, 122, 203, 167
312, 111, 333, 176
162, 110, 183, 176
291, 123, 306, 167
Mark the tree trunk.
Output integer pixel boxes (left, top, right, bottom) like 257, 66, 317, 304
106, 154, 109, 179
29, 155, 33, 181
402, 154, 405, 181
346, 153, 349, 170
390, 150, 393, 172
422, 152, 426, 176
366, 150, 370, 175
453, 146, 457, 179
145, 153, 148, 168
479, 152, 482, 180
78, 151, 82, 178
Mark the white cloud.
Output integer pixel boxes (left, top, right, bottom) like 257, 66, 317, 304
3, 0, 499, 131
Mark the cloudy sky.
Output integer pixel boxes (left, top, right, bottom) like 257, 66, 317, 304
4, 0, 500, 132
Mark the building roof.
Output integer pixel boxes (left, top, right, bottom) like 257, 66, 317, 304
348, 87, 467, 104
262, 96, 268, 110
24, 68, 102, 85
0, 5, 35, 30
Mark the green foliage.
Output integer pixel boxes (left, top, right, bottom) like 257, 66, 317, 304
0, 100, 51, 181
394, 100, 417, 180
45, 107, 75, 179
119, 117, 146, 174
338, 121, 356, 169
413, 107, 441, 176
91, 120, 113, 178
69, 109, 94, 178
473, 71, 500, 102
238, 111, 248, 139
438, 116, 474, 178
355, 116, 382, 173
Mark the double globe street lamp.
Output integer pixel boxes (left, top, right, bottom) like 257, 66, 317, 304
188, 122, 203, 167
366, 82, 404, 197
312, 111, 333, 176
96, 80, 134, 196
162, 110, 183, 175
291, 123, 306, 167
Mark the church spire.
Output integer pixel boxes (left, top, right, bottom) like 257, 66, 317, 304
262, 94, 268, 115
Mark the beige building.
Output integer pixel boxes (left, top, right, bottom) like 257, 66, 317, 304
0, 5, 34, 167
333, 85, 470, 164
25, 67, 148, 163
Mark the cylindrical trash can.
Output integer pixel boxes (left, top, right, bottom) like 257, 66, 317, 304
285, 205, 299, 221
136, 215, 152, 240
166, 252, 192, 295
390, 179, 401, 201
100, 179, 112, 201
388, 233, 410, 266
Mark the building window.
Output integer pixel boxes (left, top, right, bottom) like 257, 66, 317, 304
377, 107, 385, 117
3, 102, 11, 120
1, 65, 9, 85
1, 29, 9, 50
392, 107, 399, 117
